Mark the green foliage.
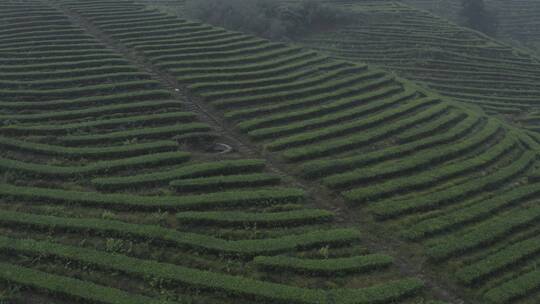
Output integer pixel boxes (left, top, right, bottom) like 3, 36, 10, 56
0, 99, 181, 123
225, 72, 391, 121
323, 119, 504, 189
59, 123, 210, 145
403, 183, 540, 240
484, 269, 540, 304
0, 151, 191, 178
213, 69, 386, 109
203, 65, 368, 103
176, 209, 334, 227
253, 254, 393, 275
281, 98, 441, 161
245, 84, 407, 139
0, 236, 422, 304
169, 173, 281, 192
426, 205, 540, 260
0, 183, 305, 211
0, 137, 178, 158
456, 237, 540, 285
0, 136, 179, 159
300, 112, 479, 178
92, 159, 267, 190
1, 111, 196, 135
0, 90, 171, 111
0, 263, 173, 304
370, 150, 536, 218
0, 210, 356, 256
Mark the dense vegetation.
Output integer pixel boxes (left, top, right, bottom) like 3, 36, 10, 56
1, 0, 539, 303
0, 0, 425, 303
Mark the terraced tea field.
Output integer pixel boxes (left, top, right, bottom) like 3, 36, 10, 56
297, 1, 540, 132
0, 0, 432, 303
1, 0, 539, 303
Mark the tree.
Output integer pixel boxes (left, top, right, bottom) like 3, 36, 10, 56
185, 0, 353, 40
460, 0, 498, 36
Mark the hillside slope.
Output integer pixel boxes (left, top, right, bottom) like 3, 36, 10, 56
56, 0, 540, 302
298, 1, 540, 133
0, 1, 428, 303
1, 0, 539, 303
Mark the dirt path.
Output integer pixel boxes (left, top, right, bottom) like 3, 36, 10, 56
48, 2, 470, 303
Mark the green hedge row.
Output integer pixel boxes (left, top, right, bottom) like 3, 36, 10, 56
456, 237, 540, 285
0, 34, 101, 47
243, 85, 407, 138
152, 43, 285, 67
403, 183, 540, 240
0, 136, 178, 159
156, 47, 302, 70
0, 21, 73, 36
269, 97, 438, 152
144, 36, 266, 57
92, 159, 266, 190
426, 205, 540, 260
325, 119, 502, 189
0, 38, 97, 50
530, 168, 540, 182
253, 254, 393, 275
396, 111, 466, 143
102, 16, 193, 32
59, 123, 210, 145
0, 99, 181, 123
300, 112, 479, 178
281, 99, 443, 161
176, 209, 333, 227
224, 74, 394, 121
1, 111, 196, 136
0, 151, 190, 178
0, 262, 174, 304
0, 80, 162, 101
106, 22, 195, 38
169, 173, 281, 192
0, 236, 422, 304
0, 53, 121, 68
110, 22, 209, 40
483, 269, 540, 304
0, 183, 304, 211
109, 26, 224, 43
0, 65, 139, 82
0, 58, 129, 72
129, 29, 235, 47
126, 28, 228, 47
0, 210, 354, 256
191, 60, 345, 95
148, 39, 270, 61
0, 71, 150, 90
202, 65, 368, 103
173, 52, 320, 82
213, 70, 385, 109
240, 83, 405, 131
370, 150, 535, 218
